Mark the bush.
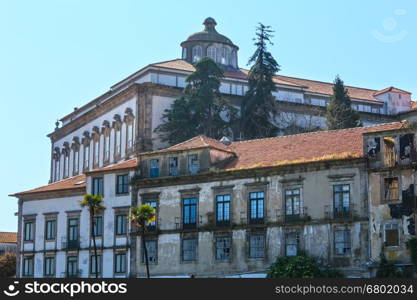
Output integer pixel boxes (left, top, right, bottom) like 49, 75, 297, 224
267, 252, 343, 278
375, 253, 406, 278
0, 253, 16, 278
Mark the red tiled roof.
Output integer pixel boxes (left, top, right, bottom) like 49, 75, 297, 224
150, 59, 397, 103
411, 102, 417, 110
86, 158, 137, 174
223, 122, 405, 170
11, 174, 86, 197
166, 136, 231, 152
0, 232, 17, 244
374, 86, 411, 96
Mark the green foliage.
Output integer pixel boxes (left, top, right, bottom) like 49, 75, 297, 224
130, 204, 156, 228
267, 252, 344, 278
325, 75, 361, 130
155, 57, 237, 144
241, 23, 280, 140
0, 253, 16, 277
79, 194, 105, 213
406, 237, 417, 270
375, 253, 406, 278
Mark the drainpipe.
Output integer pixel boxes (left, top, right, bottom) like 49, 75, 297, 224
16, 199, 23, 278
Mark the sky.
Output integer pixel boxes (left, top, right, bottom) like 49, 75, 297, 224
1, 0, 417, 232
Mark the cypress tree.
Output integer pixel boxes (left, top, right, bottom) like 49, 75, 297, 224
240, 23, 280, 139
326, 75, 361, 130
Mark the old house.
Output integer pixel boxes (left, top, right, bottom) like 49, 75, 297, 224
0, 232, 17, 256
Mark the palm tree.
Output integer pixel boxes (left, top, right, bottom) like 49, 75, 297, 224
79, 194, 105, 278
129, 204, 156, 278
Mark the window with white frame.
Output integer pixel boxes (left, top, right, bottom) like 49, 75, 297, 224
83, 144, 90, 170
182, 238, 197, 261
114, 252, 127, 274
115, 214, 127, 235
192, 45, 202, 63
215, 236, 231, 260
22, 256, 34, 277
115, 128, 122, 157
44, 256, 55, 277
103, 133, 110, 162
285, 232, 299, 256
24, 220, 34, 241
334, 229, 351, 255
93, 138, 100, 166
249, 233, 265, 258
127, 122, 134, 150
90, 254, 102, 277
73, 148, 80, 175
45, 219, 56, 240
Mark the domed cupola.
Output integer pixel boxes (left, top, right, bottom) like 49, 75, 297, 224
181, 18, 239, 70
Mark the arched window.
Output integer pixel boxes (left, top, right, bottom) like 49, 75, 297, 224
62, 143, 70, 179
113, 114, 122, 160
102, 121, 111, 164
192, 46, 202, 63
53, 148, 61, 182
82, 132, 90, 171
92, 127, 100, 168
124, 108, 135, 155
207, 46, 216, 61
72, 137, 80, 176
221, 47, 228, 65
182, 47, 187, 60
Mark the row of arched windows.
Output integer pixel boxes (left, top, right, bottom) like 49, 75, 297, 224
52, 108, 135, 182
191, 45, 237, 67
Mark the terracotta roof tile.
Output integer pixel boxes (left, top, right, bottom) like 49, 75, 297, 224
86, 158, 137, 174
374, 86, 411, 96
411, 102, 417, 110
166, 136, 231, 152
0, 232, 17, 244
10, 174, 86, 197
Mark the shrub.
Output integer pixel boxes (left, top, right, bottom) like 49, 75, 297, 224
375, 253, 406, 278
0, 252, 16, 278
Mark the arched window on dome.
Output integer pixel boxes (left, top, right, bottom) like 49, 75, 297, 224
207, 46, 217, 61
221, 47, 230, 65
192, 46, 202, 63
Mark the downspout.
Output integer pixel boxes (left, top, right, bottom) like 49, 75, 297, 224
16, 198, 23, 278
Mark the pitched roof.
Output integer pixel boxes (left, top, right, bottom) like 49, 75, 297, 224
374, 86, 411, 96
11, 174, 86, 197
150, 59, 401, 103
0, 232, 17, 244
86, 158, 137, 174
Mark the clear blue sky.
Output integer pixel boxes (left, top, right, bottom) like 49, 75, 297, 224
1, 0, 416, 232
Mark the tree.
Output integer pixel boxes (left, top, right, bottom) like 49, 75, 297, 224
267, 251, 344, 278
325, 75, 361, 130
240, 23, 280, 140
0, 253, 16, 277
129, 204, 156, 278
79, 194, 105, 278
155, 57, 237, 145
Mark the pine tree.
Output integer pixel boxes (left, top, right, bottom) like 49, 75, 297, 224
240, 23, 280, 140
155, 57, 237, 145
325, 75, 361, 130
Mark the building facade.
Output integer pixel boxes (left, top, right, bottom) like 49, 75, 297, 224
11, 18, 417, 278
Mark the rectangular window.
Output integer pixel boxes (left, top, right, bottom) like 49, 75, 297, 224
54, 158, 60, 181
216, 194, 231, 225
24, 221, 34, 241
92, 177, 104, 196
90, 254, 102, 276
67, 218, 79, 249
22, 256, 34, 276
334, 230, 351, 255
215, 236, 231, 260
333, 184, 351, 217
127, 123, 134, 150
115, 215, 127, 235
84, 145, 90, 169
92, 216, 103, 237
182, 238, 197, 261
73, 150, 79, 175
169, 157, 179, 176
44, 256, 55, 277
385, 223, 399, 246
150, 159, 159, 178
182, 198, 197, 229
115, 129, 122, 155
116, 174, 129, 195
66, 256, 78, 278
285, 188, 300, 220
249, 192, 264, 223
142, 240, 157, 264
45, 219, 56, 240
249, 234, 265, 258
114, 252, 127, 274
104, 135, 110, 161
94, 139, 100, 165
64, 154, 69, 178
145, 201, 157, 227
384, 177, 399, 202
188, 154, 199, 174
285, 232, 299, 256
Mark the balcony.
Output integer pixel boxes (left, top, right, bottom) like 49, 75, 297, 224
324, 205, 356, 220
280, 207, 310, 223
62, 239, 80, 250
62, 269, 82, 278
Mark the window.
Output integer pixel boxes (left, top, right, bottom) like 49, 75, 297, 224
24, 221, 34, 241
44, 256, 55, 277
94, 139, 100, 166
92, 216, 103, 237
67, 218, 79, 249
92, 177, 104, 196
285, 232, 299, 256
114, 252, 127, 274
142, 240, 157, 264
84, 145, 90, 170
54, 158, 60, 181
169, 157, 179, 176
145, 201, 157, 227
115, 128, 122, 156
104, 134, 110, 161
216, 194, 230, 225
249, 234, 265, 258
249, 192, 264, 223
45, 219, 56, 240
215, 236, 231, 260
333, 185, 351, 217
115, 215, 127, 235
384, 177, 399, 202
73, 150, 79, 175
384, 223, 399, 246
188, 154, 199, 174
63, 153, 69, 178
182, 238, 197, 261
66, 256, 78, 278
182, 197, 197, 229
383, 137, 397, 167
127, 122, 134, 150
285, 188, 300, 220
334, 229, 351, 255
116, 174, 129, 194
150, 159, 159, 178
90, 254, 102, 276
207, 46, 216, 61
22, 256, 34, 277
192, 45, 202, 62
